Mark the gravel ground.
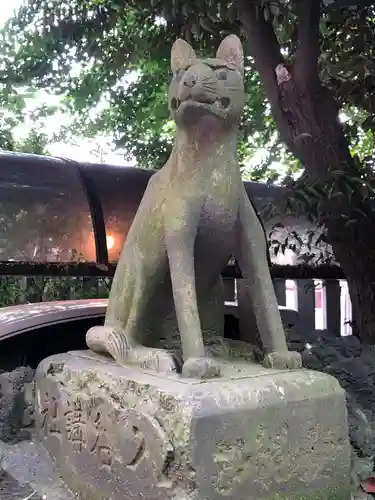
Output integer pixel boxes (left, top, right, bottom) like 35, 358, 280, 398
0, 468, 45, 500
0, 440, 76, 500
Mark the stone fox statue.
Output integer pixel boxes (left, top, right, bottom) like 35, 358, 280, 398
86, 34, 301, 378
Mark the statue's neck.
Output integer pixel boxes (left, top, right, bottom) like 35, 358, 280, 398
172, 120, 238, 168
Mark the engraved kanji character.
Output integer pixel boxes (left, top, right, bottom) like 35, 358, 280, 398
87, 408, 113, 468
37, 391, 62, 441
64, 398, 86, 452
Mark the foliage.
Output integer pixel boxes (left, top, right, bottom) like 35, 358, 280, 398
0, 1, 270, 171
0, 276, 111, 307
0, 1, 373, 176
0, 85, 54, 155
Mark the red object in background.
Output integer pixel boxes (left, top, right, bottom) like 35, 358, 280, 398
315, 287, 322, 309
361, 478, 375, 493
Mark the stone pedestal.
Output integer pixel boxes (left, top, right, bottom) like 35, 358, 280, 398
34, 350, 351, 500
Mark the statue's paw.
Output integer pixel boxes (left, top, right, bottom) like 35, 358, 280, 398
263, 350, 302, 370
128, 347, 179, 374
86, 326, 131, 364
182, 357, 221, 379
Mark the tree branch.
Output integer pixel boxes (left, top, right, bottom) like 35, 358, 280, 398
294, 0, 322, 90
235, 0, 283, 107
323, 0, 375, 11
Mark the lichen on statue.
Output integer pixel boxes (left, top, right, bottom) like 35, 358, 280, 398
86, 34, 302, 379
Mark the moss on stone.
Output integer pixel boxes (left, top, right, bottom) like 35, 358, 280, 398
272, 485, 352, 500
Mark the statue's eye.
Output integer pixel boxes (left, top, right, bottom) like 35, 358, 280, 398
175, 68, 184, 80
216, 70, 227, 81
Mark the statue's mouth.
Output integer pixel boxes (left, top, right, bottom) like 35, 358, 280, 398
171, 96, 231, 111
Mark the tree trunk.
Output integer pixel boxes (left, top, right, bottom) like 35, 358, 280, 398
326, 214, 375, 343
237, 0, 375, 343
272, 83, 375, 343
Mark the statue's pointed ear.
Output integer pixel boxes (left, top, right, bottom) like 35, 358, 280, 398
216, 34, 244, 74
171, 39, 197, 73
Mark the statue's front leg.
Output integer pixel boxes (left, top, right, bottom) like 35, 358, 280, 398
235, 187, 302, 370
165, 200, 221, 379
87, 233, 179, 374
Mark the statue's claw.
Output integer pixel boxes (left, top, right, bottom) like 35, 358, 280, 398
263, 350, 302, 370
182, 356, 221, 379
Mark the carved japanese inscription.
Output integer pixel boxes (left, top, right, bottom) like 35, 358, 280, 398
37, 390, 62, 442
36, 387, 173, 480
64, 397, 86, 452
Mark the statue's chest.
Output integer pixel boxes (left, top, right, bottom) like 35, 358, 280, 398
199, 173, 240, 231
195, 191, 239, 259
200, 197, 238, 227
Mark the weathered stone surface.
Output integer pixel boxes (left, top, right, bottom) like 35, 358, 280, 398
0, 440, 75, 500
0, 468, 45, 500
35, 350, 351, 500
0, 366, 35, 442
284, 328, 375, 489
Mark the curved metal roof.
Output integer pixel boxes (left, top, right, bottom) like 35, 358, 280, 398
0, 151, 332, 274
0, 298, 107, 341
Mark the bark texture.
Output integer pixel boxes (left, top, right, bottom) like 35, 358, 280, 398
236, 0, 375, 343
